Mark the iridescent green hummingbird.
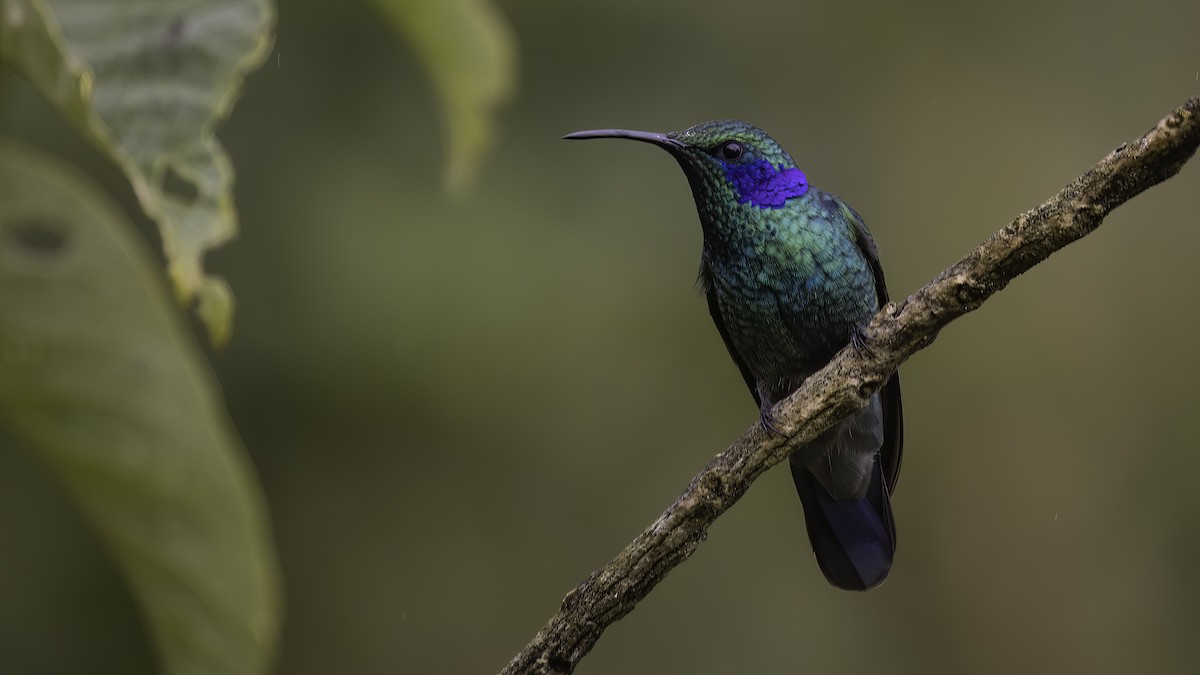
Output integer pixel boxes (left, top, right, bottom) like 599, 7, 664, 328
565, 121, 903, 590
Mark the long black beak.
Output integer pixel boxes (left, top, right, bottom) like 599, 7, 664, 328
562, 128, 687, 152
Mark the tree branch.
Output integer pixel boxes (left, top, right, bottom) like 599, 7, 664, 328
500, 97, 1200, 675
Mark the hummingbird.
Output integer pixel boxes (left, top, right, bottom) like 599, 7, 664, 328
564, 120, 903, 590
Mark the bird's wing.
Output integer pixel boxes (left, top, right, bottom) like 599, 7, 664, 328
699, 262, 760, 406
876, 373, 904, 494
839, 200, 890, 305
839, 201, 904, 494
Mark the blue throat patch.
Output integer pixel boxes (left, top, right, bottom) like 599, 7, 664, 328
724, 160, 809, 208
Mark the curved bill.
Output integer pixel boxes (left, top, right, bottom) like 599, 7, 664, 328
562, 128, 686, 151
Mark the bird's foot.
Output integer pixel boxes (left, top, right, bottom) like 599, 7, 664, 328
850, 325, 874, 357
759, 404, 784, 435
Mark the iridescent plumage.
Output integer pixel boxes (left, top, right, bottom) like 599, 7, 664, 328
566, 120, 903, 590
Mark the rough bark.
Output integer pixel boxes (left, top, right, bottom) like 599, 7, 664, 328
500, 97, 1200, 675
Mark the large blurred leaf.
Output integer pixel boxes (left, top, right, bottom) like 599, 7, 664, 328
371, 0, 516, 193
0, 0, 275, 346
0, 140, 281, 675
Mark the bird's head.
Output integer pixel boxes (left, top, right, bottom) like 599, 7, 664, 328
564, 120, 809, 210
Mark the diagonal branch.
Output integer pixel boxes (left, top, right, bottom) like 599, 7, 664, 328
500, 97, 1200, 675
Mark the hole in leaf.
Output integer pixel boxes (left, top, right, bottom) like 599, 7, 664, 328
3, 216, 70, 255
163, 165, 199, 204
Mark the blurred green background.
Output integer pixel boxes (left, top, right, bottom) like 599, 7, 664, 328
3, 0, 1200, 673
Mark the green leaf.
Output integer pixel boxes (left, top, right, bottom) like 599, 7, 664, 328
371, 0, 516, 194
0, 0, 276, 346
0, 140, 281, 675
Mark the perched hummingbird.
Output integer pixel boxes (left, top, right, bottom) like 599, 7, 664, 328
564, 120, 903, 590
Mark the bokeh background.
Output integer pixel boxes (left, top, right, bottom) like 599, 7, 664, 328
3, 0, 1200, 673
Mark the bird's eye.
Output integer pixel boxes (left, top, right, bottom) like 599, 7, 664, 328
718, 141, 744, 161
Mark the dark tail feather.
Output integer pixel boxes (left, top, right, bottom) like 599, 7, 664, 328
790, 458, 896, 591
